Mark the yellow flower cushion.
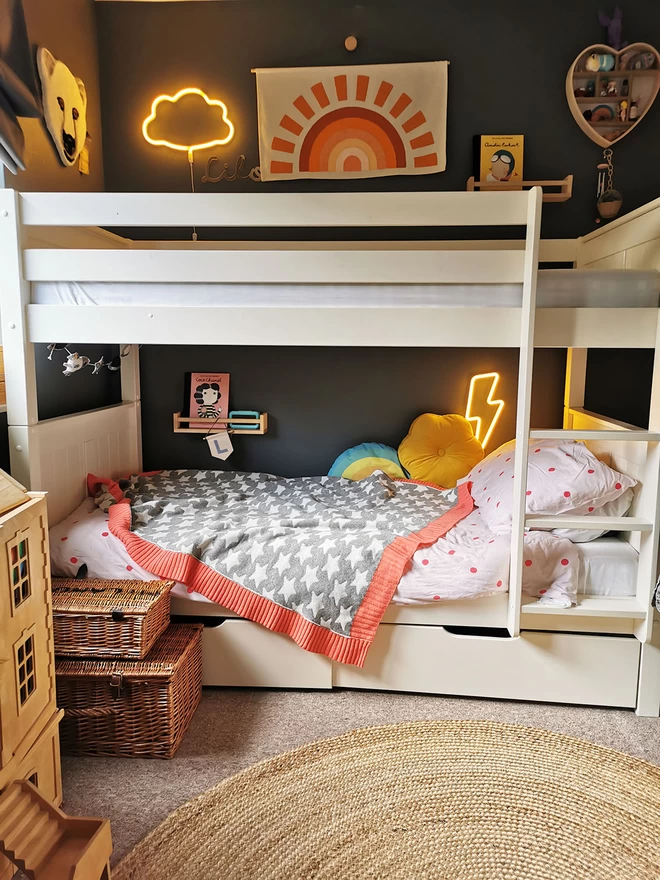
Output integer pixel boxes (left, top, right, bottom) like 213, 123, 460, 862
398, 413, 484, 488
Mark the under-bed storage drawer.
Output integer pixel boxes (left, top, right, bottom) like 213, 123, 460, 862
201, 620, 332, 688
334, 625, 640, 708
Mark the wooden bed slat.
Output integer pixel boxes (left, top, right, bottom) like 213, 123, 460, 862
18, 191, 532, 228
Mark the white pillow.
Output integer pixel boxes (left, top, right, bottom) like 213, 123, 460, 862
551, 487, 634, 542
462, 438, 637, 534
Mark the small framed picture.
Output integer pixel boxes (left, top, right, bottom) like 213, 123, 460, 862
188, 372, 230, 429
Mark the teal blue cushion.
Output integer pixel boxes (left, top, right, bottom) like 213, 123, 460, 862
328, 443, 406, 480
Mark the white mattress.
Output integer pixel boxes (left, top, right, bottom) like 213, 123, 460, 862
170, 535, 638, 612
575, 536, 638, 597
32, 270, 660, 309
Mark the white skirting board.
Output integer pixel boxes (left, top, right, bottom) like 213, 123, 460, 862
199, 619, 640, 709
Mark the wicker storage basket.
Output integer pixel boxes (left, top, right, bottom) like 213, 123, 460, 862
55, 624, 203, 759
51, 578, 173, 659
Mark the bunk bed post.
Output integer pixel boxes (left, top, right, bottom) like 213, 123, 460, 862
635, 311, 660, 716
0, 189, 38, 488
508, 187, 543, 637
563, 348, 588, 429
120, 344, 143, 471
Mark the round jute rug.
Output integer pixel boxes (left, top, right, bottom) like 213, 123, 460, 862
114, 720, 660, 880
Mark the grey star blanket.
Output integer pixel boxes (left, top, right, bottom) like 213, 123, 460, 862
98, 469, 473, 666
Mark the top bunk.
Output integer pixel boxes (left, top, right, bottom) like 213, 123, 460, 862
2, 188, 660, 348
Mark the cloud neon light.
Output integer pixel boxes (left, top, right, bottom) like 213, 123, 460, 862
465, 372, 505, 449
142, 88, 235, 161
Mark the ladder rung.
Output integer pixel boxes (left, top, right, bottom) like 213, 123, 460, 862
522, 596, 647, 618
530, 429, 660, 442
526, 515, 653, 531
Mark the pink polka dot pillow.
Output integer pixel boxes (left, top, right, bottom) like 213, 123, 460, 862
463, 438, 637, 533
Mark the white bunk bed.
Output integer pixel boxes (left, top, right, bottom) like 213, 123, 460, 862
1, 186, 660, 715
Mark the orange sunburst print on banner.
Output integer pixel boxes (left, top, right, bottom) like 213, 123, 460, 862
256, 63, 447, 180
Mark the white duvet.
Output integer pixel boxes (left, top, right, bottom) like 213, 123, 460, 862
394, 508, 578, 607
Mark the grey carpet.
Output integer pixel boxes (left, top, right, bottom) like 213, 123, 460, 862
59, 688, 660, 867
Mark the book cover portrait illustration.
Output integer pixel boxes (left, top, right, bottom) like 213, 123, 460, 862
188, 372, 230, 429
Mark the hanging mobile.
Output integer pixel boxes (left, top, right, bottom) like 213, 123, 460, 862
45, 343, 135, 376
595, 148, 622, 223
47, 342, 68, 360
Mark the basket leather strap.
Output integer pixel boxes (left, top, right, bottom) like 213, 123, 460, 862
63, 706, 118, 718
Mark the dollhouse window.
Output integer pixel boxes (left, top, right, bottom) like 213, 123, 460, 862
16, 633, 36, 706
9, 537, 31, 611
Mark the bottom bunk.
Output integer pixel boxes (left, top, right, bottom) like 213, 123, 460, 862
35, 397, 660, 714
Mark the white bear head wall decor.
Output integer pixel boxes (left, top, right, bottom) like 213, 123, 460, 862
36, 47, 87, 167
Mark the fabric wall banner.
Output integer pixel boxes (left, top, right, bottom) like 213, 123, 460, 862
255, 61, 448, 181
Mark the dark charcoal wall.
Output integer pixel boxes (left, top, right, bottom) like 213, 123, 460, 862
36, 344, 121, 421
585, 349, 654, 428
95, 0, 660, 239
140, 346, 566, 474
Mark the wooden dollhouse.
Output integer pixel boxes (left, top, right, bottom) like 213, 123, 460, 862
0, 486, 112, 879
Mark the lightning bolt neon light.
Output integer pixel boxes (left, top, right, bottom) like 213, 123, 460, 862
465, 372, 505, 449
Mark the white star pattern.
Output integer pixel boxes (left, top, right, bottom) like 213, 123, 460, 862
248, 540, 266, 564
320, 537, 337, 553
223, 548, 243, 572
331, 580, 348, 605
324, 554, 340, 579
306, 592, 324, 615
302, 566, 318, 589
270, 535, 289, 552
298, 544, 313, 565
354, 569, 370, 592
251, 563, 268, 588
336, 605, 353, 630
274, 552, 291, 576
279, 578, 297, 602
366, 537, 383, 556
347, 545, 364, 567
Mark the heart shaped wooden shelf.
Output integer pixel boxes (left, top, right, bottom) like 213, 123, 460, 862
566, 42, 660, 147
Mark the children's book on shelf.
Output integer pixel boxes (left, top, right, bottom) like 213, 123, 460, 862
188, 372, 230, 429
474, 135, 524, 188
